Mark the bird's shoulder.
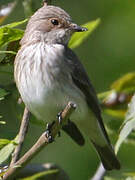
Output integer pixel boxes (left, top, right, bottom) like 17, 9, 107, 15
63, 46, 101, 116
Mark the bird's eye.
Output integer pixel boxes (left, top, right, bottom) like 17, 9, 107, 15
51, 19, 59, 26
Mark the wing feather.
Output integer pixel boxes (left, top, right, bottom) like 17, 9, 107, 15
64, 46, 110, 144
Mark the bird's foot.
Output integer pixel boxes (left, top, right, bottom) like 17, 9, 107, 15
45, 121, 55, 143
57, 111, 63, 124
56, 111, 64, 137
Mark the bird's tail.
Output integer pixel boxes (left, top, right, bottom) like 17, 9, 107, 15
92, 141, 120, 170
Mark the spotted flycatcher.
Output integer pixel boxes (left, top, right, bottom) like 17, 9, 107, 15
14, 3, 120, 170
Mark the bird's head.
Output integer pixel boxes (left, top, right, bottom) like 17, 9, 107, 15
21, 5, 87, 45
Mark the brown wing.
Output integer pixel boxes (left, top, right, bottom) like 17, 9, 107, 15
64, 46, 111, 145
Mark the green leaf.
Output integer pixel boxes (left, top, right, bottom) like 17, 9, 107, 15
123, 173, 135, 180
0, 88, 9, 100
1, 19, 28, 29
111, 72, 135, 93
0, 136, 18, 164
0, 27, 24, 47
124, 172, 135, 177
0, 165, 9, 178
0, 50, 16, 55
104, 176, 125, 180
20, 169, 59, 180
115, 95, 135, 154
0, 19, 27, 48
0, 143, 15, 164
104, 109, 126, 119
104, 177, 119, 180
0, 121, 6, 125
0, 139, 11, 149
125, 177, 135, 180
69, 18, 101, 49
98, 90, 113, 101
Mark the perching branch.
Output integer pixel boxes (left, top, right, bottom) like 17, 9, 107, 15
10, 107, 30, 166
3, 102, 76, 180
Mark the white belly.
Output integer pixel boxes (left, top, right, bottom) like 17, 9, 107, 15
23, 79, 89, 124
15, 43, 106, 146
15, 43, 89, 123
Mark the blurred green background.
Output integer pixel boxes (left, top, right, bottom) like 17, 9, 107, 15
1, 0, 135, 179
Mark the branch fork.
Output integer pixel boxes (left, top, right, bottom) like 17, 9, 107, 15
3, 102, 76, 180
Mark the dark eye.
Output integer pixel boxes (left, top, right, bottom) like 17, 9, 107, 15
51, 19, 59, 26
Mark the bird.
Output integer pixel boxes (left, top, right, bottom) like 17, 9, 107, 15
14, 2, 120, 170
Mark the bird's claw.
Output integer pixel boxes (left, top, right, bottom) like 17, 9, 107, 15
45, 129, 54, 143
45, 122, 55, 143
57, 111, 63, 124
56, 112, 62, 137
45, 109, 64, 142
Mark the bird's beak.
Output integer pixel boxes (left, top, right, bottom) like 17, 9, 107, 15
70, 23, 88, 32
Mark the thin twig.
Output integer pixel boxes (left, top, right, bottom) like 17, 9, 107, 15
3, 102, 76, 180
91, 163, 106, 180
10, 107, 30, 166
